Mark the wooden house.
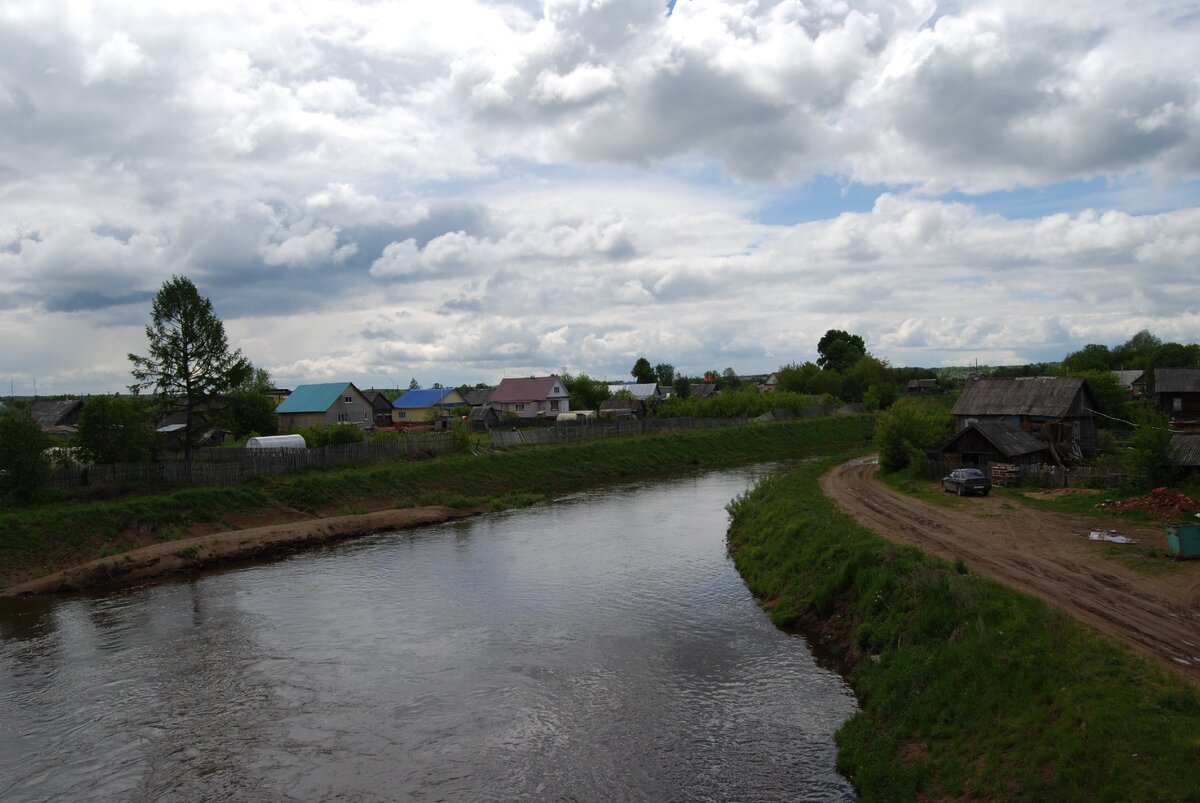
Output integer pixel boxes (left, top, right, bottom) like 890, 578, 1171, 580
689, 383, 719, 398
392, 388, 467, 426
906, 378, 940, 395
951, 376, 1100, 459
939, 421, 1050, 468
467, 405, 500, 431
489, 376, 570, 419
1154, 369, 1200, 433
276, 382, 374, 432
29, 399, 84, 436
364, 392, 397, 428
599, 398, 646, 419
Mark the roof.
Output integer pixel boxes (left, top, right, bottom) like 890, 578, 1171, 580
600, 398, 644, 412
1155, 368, 1200, 394
29, 399, 83, 428
393, 388, 463, 409
1113, 370, 1144, 388
948, 422, 1049, 458
276, 382, 355, 413
606, 382, 660, 400
490, 376, 568, 403
1172, 434, 1200, 467
690, 383, 718, 398
952, 377, 1089, 418
468, 405, 499, 420
907, 378, 939, 389
464, 387, 493, 406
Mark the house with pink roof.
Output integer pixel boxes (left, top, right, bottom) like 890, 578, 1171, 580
489, 375, 570, 419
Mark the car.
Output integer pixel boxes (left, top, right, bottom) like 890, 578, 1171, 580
942, 467, 991, 496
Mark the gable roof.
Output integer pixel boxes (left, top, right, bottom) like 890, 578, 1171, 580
464, 387, 493, 406
393, 388, 463, 409
1113, 370, 1144, 388
952, 377, 1089, 418
490, 376, 568, 403
945, 422, 1049, 458
276, 382, 356, 413
1172, 434, 1200, 467
29, 399, 84, 428
1155, 368, 1200, 394
606, 382, 660, 400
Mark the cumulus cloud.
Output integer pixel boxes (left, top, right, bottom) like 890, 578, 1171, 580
0, 0, 1197, 393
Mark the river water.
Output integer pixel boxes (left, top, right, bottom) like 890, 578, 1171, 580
0, 466, 858, 802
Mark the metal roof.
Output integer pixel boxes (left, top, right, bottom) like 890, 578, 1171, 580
393, 388, 463, 409
1172, 434, 1200, 467
1113, 370, 1144, 388
275, 382, 355, 413
606, 382, 660, 400
1155, 369, 1200, 394
952, 376, 1088, 418
489, 376, 568, 403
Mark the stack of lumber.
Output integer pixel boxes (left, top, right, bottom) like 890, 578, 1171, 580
990, 464, 1019, 487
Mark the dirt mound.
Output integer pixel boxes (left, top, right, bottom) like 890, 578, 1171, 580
1097, 487, 1200, 521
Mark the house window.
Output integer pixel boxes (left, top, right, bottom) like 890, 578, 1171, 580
516, 403, 525, 411
550, 400, 560, 411
1175, 397, 1183, 411
344, 395, 353, 404
397, 411, 407, 419
364, 411, 369, 421
337, 412, 348, 422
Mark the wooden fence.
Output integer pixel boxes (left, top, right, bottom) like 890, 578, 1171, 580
46, 432, 462, 490
488, 416, 750, 448
921, 459, 1127, 489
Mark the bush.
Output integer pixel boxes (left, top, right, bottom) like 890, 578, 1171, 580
875, 398, 952, 472
297, 424, 366, 448
0, 409, 50, 502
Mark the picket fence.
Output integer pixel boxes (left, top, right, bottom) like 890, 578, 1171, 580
47, 432, 462, 490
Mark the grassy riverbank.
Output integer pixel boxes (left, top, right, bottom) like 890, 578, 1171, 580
0, 415, 874, 590
726, 457, 1200, 801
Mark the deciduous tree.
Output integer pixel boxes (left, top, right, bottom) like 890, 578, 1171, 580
816, 329, 866, 373
631, 357, 655, 384
75, 395, 157, 464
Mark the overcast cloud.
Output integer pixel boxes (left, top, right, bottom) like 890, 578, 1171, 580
1, 0, 1198, 393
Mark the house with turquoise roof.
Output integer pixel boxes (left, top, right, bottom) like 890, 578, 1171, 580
276, 382, 374, 432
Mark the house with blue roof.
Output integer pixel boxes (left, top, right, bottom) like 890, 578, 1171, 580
276, 382, 374, 432
392, 387, 467, 427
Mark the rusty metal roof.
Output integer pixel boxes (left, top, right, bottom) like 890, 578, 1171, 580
952, 376, 1088, 418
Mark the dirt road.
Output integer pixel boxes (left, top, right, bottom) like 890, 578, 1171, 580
822, 456, 1200, 682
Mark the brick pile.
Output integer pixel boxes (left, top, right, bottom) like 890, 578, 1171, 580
1098, 488, 1200, 521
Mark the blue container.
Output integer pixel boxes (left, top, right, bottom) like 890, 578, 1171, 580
1165, 523, 1200, 559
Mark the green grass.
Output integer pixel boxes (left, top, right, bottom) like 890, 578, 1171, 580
726, 458, 1200, 801
0, 415, 876, 587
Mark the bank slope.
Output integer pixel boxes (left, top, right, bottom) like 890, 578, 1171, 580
726, 458, 1200, 802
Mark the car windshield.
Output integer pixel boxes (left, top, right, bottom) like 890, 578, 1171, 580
960, 469, 986, 479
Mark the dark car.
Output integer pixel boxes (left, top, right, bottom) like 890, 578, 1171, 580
941, 468, 991, 496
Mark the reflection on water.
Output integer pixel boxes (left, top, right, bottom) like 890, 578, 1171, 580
0, 466, 857, 801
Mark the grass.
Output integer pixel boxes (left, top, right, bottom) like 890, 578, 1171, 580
0, 415, 876, 588
726, 457, 1200, 801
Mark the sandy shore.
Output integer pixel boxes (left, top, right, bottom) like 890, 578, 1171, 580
1, 505, 485, 597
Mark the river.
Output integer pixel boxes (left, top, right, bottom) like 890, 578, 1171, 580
0, 465, 858, 802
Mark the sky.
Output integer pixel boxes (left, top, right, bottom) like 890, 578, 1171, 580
2, 0, 1199, 395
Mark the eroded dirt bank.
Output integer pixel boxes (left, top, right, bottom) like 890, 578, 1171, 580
822, 456, 1200, 681
1, 506, 484, 597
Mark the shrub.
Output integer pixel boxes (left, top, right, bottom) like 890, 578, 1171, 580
298, 424, 366, 448
875, 398, 952, 472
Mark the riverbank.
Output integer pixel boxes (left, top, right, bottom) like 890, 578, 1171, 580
0, 415, 875, 592
726, 457, 1200, 801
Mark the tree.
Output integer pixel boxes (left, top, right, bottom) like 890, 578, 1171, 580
631, 357, 655, 384
560, 372, 611, 411
0, 409, 50, 502
672, 375, 692, 399
654, 363, 676, 385
222, 367, 279, 440
1062, 344, 1113, 373
876, 398, 952, 472
408, 378, 421, 390
128, 276, 251, 473
1112, 329, 1161, 369
775, 362, 818, 394
75, 395, 157, 464
1127, 407, 1178, 489
816, 329, 866, 373
720, 367, 741, 391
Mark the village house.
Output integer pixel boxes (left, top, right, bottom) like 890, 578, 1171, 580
938, 421, 1051, 468
364, 391, 396, 428
489, 376, 570, 419
275, 382, 374, 432
392, 388, 467, 427
29, 399, 85, 437
599, 397, 647, 419
906, 378, 941, 396
1113, 370, 1146, 399
951, 376, 1100, 459
689, 383, 719, 398
757, 373, 779, 392
606, 382, 662, 401
463, 387, 494, 407
1154, 368, 1200, 432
